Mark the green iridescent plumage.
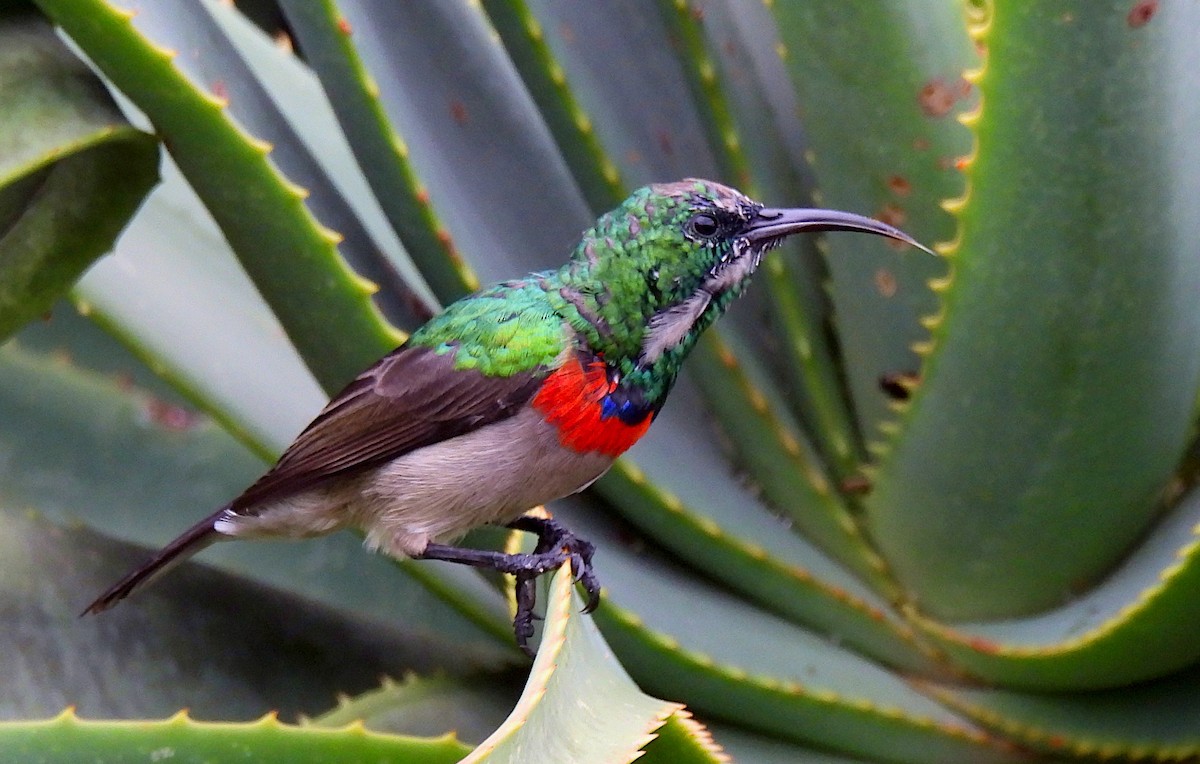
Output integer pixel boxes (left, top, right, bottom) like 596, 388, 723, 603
409, 279, 566, 376
410, 179, 761, 410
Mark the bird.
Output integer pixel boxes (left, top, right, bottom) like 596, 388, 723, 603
83, 178, 928, 654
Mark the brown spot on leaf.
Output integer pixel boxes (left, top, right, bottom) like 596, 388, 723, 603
1128, 0, 1157, 27
877, 203, 907, 228
918, 78, 955, 117
656, 129, 674, 156
912, 137, 930, 151
437, 228, 465, 265
967, 636, 1000, 654
146, 398, 199, 432
449, 100, 468, 125
887, 175, 912, 196
839, 476, 873, 496
874, 268, 899, 298
337, 17, 352, 35
919, 76, 973, 118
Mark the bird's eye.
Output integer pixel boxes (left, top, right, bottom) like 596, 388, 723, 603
686, 213, 720, 240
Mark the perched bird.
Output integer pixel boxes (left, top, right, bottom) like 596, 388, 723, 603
84, 179, 927, 653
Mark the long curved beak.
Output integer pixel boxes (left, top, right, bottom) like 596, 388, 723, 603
745, 207, 935, 255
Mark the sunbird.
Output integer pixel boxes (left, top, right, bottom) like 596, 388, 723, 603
85, 178, 927, 653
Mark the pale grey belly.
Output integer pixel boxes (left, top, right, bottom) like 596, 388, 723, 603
220, 407, 613, 557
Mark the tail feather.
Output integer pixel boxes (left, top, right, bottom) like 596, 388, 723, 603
81, 507, 233, 616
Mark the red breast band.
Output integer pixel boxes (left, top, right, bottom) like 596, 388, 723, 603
532, 357, 652, 457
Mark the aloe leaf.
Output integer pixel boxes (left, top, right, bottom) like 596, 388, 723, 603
0, 710, 470, 763
545, 504, 1016, 764
74, 157, 324, 457
278, 0, 479, 303
595, 385, 933, 674
460, 569, 699, 763
335, 0, 592, 282
520, 0, 721, 187
0, 339, 514, 663
925, 663, 1200, 761
0, 506, 482, 721
689, 328, 893, 594
770, 0, 973, 435
313, 585, 727, 763
713, 725, 878, 764
866, 0, 1200, 619
653, 0, 749, 189
0, 8, 157, 341
311, 674, 515, 745
33, 0, 401, 391
480, 0, 625, 212
906, 483, 1200, 690
201, 0, 438, 326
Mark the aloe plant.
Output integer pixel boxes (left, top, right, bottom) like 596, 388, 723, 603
3, 0, 1199, 761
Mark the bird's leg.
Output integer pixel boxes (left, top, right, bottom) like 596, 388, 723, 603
507, 515, 601, 613
414, 515, 601, 656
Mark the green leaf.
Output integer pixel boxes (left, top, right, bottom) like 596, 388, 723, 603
461, 568, 695, 763
865, 0, 1200, 619
688, 329, 893, 594
0, 506, 480, 721
640, 711, 728, 764
333, 0, 593, 283
909, 483, 1200, 690
311, 673, 515, 746
926, 663, 1200, 760
73, 157, 327, 457
0, 8, 157, 341
770, 0, 973, 435
516, 0, 721, 188
658, 0, 866, 485
198, 0, 438, 329
480, 0, 625, 213
552, 503, 1017, 764
278, 0, 479, 303
0, 710, 470, 763
34, 0, 401, 391
713, 724, 878, 764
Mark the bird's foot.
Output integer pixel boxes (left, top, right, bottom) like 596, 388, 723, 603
416, 515, 601, 657
508, 515, 601, 614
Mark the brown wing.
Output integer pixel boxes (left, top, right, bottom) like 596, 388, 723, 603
232, 344, 545, 511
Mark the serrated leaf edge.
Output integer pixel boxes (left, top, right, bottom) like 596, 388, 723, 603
923, 684, 1200, 762
605, 460, 933, 665
599, 602, 1018, 757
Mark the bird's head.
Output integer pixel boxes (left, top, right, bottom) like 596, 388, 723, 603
560, 178, 929, 375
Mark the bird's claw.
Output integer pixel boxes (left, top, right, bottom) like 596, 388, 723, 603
505, 514, 603, 655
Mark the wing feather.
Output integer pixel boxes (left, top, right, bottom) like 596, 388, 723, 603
232, 344, 546, 511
